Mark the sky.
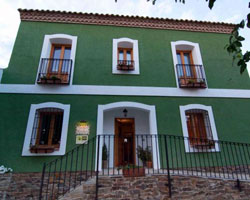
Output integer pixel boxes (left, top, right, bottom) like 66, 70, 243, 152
0, 0, 249, 71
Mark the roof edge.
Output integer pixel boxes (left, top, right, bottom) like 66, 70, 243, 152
18, 9, 236, 34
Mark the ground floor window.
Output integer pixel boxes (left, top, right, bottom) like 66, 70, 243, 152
22, 102, 70, 156
30, 108, 63, 153
185, 109, 215, 149
180, 104, 219, 152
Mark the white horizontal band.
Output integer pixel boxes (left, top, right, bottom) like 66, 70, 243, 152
1, 84, 250, 98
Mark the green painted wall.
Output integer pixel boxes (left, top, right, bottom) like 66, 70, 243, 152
2, 21, 250, 89
0, 94, 250, 172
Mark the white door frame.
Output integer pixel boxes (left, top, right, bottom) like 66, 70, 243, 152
95, 101, 160, 171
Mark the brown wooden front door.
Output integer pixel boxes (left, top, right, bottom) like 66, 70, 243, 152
114, 118, 135, 167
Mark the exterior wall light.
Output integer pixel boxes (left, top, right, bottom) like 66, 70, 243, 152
123, 109, 128, 117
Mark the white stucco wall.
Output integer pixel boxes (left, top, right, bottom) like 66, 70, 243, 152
0, 69, 3, 83
102, 107, 150, 168
103, 107, 150, 135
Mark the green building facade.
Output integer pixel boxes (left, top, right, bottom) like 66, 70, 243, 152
1, 9, 250, 173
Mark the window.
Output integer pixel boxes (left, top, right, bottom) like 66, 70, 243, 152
22, 102, 70, 156
112, 38, 139, 74
50, 44, 71, 73
36, 34, 77, 85
30, 108, 63, 153
38, 44, 72, 84
117, 48, 134, 70
185, 109, 215, 149
180, 104, 219, 152
171, 41, 207, 88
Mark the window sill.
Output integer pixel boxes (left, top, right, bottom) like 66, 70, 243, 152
191, 143, 215, 150
117, 65, 135, 71
179, 82, 207, 89
30, 145, 59, 153
37, 75, 70, 85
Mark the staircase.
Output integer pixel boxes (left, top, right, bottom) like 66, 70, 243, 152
39, 135, 250, 200
39, 137, 97, 200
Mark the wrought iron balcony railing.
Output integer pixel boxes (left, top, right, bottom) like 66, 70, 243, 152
37, 58, 72, 85
176, 64, 207, 88
117, 60, 134, 71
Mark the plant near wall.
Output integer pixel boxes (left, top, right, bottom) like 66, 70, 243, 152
137, 146, 152, 166
0, 165, 13, 174
102, 143, 108, 161
102, 143, 108, 168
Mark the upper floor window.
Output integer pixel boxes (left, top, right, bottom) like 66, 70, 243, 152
117, 47, 134, 70
171, 41, 207, 89
112, 38, 139, 75
22, 102, 70, 156
36, 34, 77, 85
180, 104, 219, 152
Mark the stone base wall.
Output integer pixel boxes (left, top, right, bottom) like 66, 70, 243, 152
80, 175, 250, 200
1, 173, 250, 200
0, 173, 41, 200
97, 175, 250, 200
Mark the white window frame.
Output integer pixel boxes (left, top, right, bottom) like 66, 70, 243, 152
179, 104, 219, 153
171, 40, 208, 88
22, 102, 70, 156
36, 34, 77, 85
112, 38, 139, 75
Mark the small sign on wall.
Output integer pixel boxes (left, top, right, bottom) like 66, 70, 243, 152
75, 121, 90, 144
76, 135, 88, 144
75, 121, 90, 135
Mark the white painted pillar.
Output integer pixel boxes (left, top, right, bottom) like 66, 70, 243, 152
0, 69, 3, 83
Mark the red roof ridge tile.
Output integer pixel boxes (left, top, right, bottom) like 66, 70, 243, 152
18, 8, 235, 34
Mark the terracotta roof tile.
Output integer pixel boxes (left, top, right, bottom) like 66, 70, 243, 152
18, 9, 235, 34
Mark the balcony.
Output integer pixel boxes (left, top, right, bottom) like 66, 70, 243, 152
176, 64, 207, 88
117, 60, 134, 71
37, 58, 72, 85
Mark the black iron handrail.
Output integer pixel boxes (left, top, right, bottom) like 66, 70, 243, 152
176, 64, 206, 88
39, 136, 97, 200
39, 134, 250, 199
37, 58, 72, 85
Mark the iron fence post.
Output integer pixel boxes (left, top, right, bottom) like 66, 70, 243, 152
39, 163, 46, 200
96, 135, 100, 200
164, 135, 172, 198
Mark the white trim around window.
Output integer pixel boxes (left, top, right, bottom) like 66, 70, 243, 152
171, 40, 208, 88
112, 38, 140, 75
22, 102, 70, 156
179, 104, 219, 153
35, 34, 77, 85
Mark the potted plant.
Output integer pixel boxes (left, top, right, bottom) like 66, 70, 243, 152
122, 164, 145, 177
137, 146, 153, 168
187, 79, 195, 84
198, 80, 206, 88
102, 143, 108, 169
50, 76, 61, 84
40, 75, 48, 83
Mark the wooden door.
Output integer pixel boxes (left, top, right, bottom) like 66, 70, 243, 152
114, 118, 135, 167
